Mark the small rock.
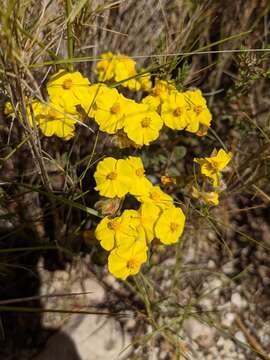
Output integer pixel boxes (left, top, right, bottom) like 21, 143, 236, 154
235, 331, 246, 344
183, 318, 216, 348
34, 313, 131, 360
184, 246, 195, 262
222, 312, 235, 327
231, 293, 247, 309
208, 260, 216, 269
216, 336, 225, 348
238, 354, 245, 359
104, 274, 121, 290
159, 350, 167, 359
125, 318, 136, 330
222, 260, 235, 275
199, 298, 213, 310
207, 278, 222, 296
82, 277, 105, 304
149, 347, 159, 360
223, 339, 235, 353
208, 231, 216, 241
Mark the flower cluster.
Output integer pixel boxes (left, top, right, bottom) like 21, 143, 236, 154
5, 52, 212, 145
93, 53, 212, 145
192, 148, 232, 206
143, 80, 212, 136
95, 52, 152, 91
3, 52, 227, 281
94, 156, 186, 280
5, 70, 92, 140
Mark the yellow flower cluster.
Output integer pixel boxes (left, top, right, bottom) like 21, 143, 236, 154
4, 70, 93, 140
5, 53, 212, 145
3, 51, 229, 282
143, 80, 212, 136
192, 148, 232, 205
88, 83, 211, 147
94, 156, 186, 280
95, 52, 152, 91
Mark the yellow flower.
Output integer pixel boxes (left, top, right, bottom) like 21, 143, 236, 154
95, 52, 116, 81
126, 156, 152, 196
94, 157, 133, 198
5, 98, 36, 124
32, 101, 77, 140
121, 209, 147, 245
95, 53, 140, 90
25, 99, 40, 126
161, 91, 189, 130
142, 95, 160, 112
81, 83, 108, 118
4, 101, 14, 116
115, 63, 140, 91
185, 89, 212, 133
138, 203, 160, 243
114, 55, 140, 91
152, 79, 176, 101
123, 103, 163, 146
94, 87, 129, 134
47, 69, 90, 111
141, 79, 175, 112
95, 215, 137, 250
136, 185, 173, 209
194, 149, 232, 187
108, 240, 148, 280
138, 72, 152, 92
191, 186, 219, 206
155, 206, 185, 245
122, 205, 160, 243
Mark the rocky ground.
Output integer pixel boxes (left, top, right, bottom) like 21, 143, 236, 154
1, 199, 270, 360
32, 215, 270, 360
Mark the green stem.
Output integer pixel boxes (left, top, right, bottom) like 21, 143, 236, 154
65, 0, 74, 71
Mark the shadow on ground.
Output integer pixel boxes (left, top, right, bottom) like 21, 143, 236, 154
0, 227, 82, 360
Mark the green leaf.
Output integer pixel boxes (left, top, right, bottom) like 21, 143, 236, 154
174, 146, 187, 160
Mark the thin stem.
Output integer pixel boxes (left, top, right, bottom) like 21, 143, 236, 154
65, 0, 74, 71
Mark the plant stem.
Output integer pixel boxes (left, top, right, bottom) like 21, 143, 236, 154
65, 0, 74, 71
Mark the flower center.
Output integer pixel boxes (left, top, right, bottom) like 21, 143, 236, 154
170, 222, 179, 232
150, 191, 160, 201
212, 160, 220, 169
173, 107, 182, 117
47, 109, 59, 120
106, 171, 117, 180
62, 79, 73, 90
141, 117, 151, 128
107, 219, 120, 231
194, 105, 203, 115
127, 258, 137, 270
135, 168, 144, 177
152, 85, 163, 97
206, 160, 219, 173
110, 102, 121, 114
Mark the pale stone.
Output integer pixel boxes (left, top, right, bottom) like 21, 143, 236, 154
222, 312, 235, 327
183, 318, 216, 348
231, 293, 247, 309
235, 331, 246, 344
34, 314, 131, 360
